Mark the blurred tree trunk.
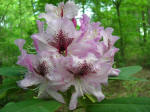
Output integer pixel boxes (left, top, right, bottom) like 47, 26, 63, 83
0, 2, 11, 24
31, 0, 36, 18
0, 2, 11, 84
148, 8, 150, 38
19, 0, 23, 37
113, 0, 124, 59
90, 0, 102, 21
82, 0, 85, 14
142, 10, 147, 43
0, 63, 2, 84
31, 0, 37, 30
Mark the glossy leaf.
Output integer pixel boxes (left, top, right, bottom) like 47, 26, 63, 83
109, 66, 145, 81
0, 77, 19, 99
0, 99, 62, 112
86, 97, 150, 112
0, 66, 26, 76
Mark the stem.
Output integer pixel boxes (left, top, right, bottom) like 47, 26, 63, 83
142, 10, 147, 43
66, 89, 73, 112
19, 0, 22, 38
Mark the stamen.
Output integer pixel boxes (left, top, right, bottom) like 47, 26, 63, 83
77, 80, 84, 96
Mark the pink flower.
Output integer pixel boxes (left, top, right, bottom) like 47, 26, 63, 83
78, 14, 103, 42
53, 55, 112, 110
32, 17, 99, 59
32, 18, 80, 56
15, 1, 120, 110
15, 39, 65, 103
101, 27, 119, 48
39, 1, 78, 21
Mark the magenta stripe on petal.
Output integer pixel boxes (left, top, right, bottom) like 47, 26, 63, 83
37, 20, 44, 33
72, 18, 77, 28
33, 38, 40, 53
32, 35, 40, 53
25, 56, 34, 72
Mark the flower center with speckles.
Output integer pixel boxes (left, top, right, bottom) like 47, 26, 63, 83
33, 61, 48, 77
67, 62, 96, 78
49, 30, 74, 56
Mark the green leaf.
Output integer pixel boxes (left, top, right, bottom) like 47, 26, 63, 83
0, 99, 62, 112
0, 77, 19, 99
0, 83, 18, 99
86, 97, 150, 112
109, 66, 145, 81
0, 66, 27, 76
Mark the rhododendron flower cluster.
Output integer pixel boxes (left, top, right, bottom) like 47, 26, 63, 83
15, 1, 120, 110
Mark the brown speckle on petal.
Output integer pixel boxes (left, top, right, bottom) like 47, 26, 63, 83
49, 30, 74, 56
33, 61, 49, 77
67, 62, 96, 78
